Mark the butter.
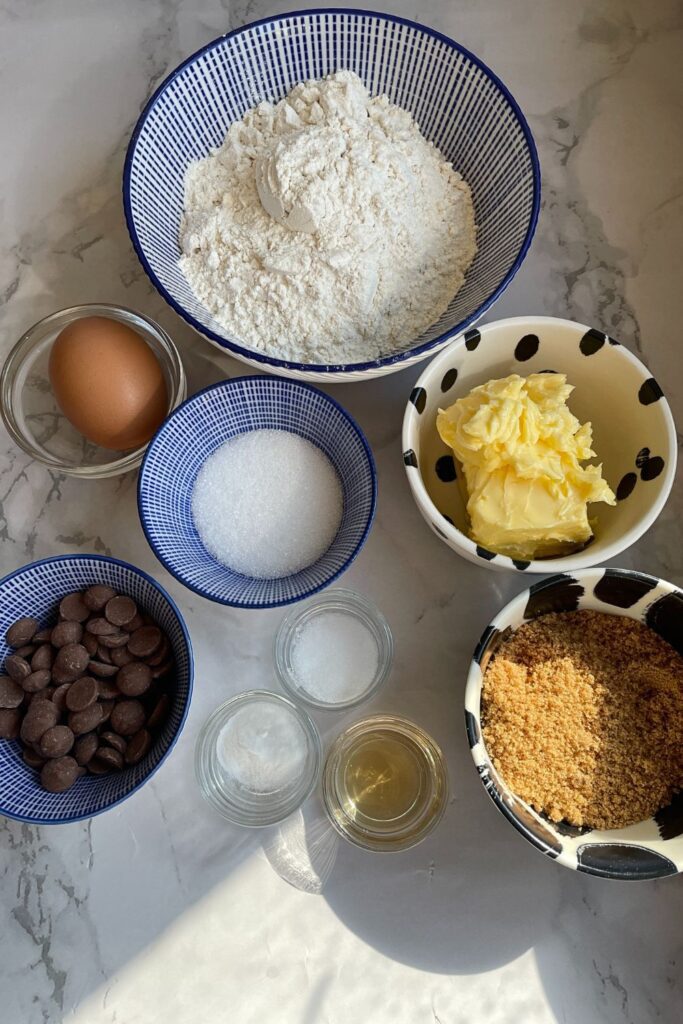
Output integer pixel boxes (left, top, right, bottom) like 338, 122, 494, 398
436, 373, 616, 560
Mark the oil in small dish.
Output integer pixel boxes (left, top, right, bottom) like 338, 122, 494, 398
323, 715, 448, 851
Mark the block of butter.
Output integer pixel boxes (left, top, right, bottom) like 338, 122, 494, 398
436, 373, 616, 560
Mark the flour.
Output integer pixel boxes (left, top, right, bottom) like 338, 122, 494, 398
179, 71, 477, 364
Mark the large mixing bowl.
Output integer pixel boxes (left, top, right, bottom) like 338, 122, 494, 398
124, 9, 539, 382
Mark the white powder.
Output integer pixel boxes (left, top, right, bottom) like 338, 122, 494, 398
217, 702, 308, 794
179, 70, 477, 364
192, 429, 342, 579
290, 610, 380, 704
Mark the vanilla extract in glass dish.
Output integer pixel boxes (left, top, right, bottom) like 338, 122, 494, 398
322, 715, 448, 852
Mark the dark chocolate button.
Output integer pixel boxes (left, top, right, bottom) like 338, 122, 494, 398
5, 654, 31, 682
65, 676, 99, 712
6, 616, 39, 647
41, 756, 81, 792
51, 620, 84, 648
22, 669, 52, 694
68, 703, 103, 736
0, 675, 24, 708
105, 596, 138, 627
39, 725, 75, 759
128, 627, 161, 658
83, 585, 117, 612
53, 643, 89, 683
117, 662, 152, 697
0, 708, 21, 738
59, 593, 90, 623
74, 731, 98, 766
125, 729, 152, 764
110, 700, 146, 736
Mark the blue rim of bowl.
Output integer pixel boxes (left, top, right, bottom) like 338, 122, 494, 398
0, 553, 194, 825
122, 7, 541, 375
137, 376, 378, 609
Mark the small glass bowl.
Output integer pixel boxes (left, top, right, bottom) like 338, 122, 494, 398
322, 715, 448, 852
274, 589, 393, 711
195, 691, 322, 827
0, 303, 186, 478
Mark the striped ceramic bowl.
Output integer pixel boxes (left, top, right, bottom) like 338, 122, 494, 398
137, 376, 376, 608
465, 568, 683, 880
0, 555, 193, 824
124, 9, 539, 382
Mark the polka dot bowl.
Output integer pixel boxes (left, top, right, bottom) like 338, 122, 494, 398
465, 567, 683, 879
0, 555, 193, 825
123, 9, 539, 382
137, 376, 376, 608
402, 316, 677, 574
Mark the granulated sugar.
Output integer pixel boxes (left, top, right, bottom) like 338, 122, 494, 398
217, 702, 308, 794
291, 610, 380, 704
192, 429, 342, 579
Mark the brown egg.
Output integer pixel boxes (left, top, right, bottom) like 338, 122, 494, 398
49, 316, 168, 451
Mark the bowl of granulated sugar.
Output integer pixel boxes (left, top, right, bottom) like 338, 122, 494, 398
137, 376, 376, 608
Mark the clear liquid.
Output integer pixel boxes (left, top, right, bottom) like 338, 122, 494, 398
342, 731, 426, 822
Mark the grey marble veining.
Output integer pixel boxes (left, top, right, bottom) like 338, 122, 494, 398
0, 2, 682, 1023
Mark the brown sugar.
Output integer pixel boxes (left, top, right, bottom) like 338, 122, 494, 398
481, 610, 683, 830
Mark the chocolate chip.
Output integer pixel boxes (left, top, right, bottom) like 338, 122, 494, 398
23, 747, 45, 769
41, 756, 80, 792
6, 616, 39, 647
65, 676, 98, 712
39, 725, 75, 759
53, 643, 89, 683
126, 612, 145, 633
151, 660, 173, 680
128, 626, 161, 658
74, 731, 98, 766
98, 699, 115, 724
51, 620, 84, 648
31, 644, 55, 671
110, 645, 134, 668
98, 632, 130, 650
110, 699, 145, 736
94, 745, 124, 771
105, 596, 138, 627
68, 703, 103, 736
146, 635, 170, 667
51, 683, 72, 712
82, 632, 99, 657
59, 593, 90, 623
117, 662, 152, 697
83, 584, 116, 612
14, 644, 37, 660
85, 617, 119, 637
0, 675, 24, 708
89, 659, 119, 679
0, 708, 21, 738
22, 669, 52, 694
21, 700, 59, 743
96, 680, 121, 700
147, 693, 170, 731
125, 729, 152, 765
33, 627, 53, 645
100, 730, 127, 754
5, 654, 31, 682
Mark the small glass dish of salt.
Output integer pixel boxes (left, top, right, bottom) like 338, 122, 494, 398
195, 691, 322, 826
274, 589, 393, 711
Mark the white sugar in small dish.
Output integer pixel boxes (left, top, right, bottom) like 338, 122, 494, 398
192, 428, 343, 579
275, 589, 394, 711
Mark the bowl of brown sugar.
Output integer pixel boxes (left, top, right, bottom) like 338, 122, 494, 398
465, 567, 683, 879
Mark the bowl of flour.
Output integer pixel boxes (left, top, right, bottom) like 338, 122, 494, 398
124, 11, 539, 381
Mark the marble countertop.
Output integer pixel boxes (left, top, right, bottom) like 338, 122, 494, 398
1, 2, 682, 1022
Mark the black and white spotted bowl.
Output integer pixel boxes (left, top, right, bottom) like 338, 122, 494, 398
465, 567, 683, 880
402, 316, 677, 573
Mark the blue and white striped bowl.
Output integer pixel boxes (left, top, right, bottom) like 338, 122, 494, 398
137, 376, 376, 608
0, 555, 193, 824
124, 9, 540, 382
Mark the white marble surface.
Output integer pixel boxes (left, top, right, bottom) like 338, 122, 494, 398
1, 2, 682, 1022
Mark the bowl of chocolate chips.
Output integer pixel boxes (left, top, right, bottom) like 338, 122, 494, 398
0, 554, 193, 823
